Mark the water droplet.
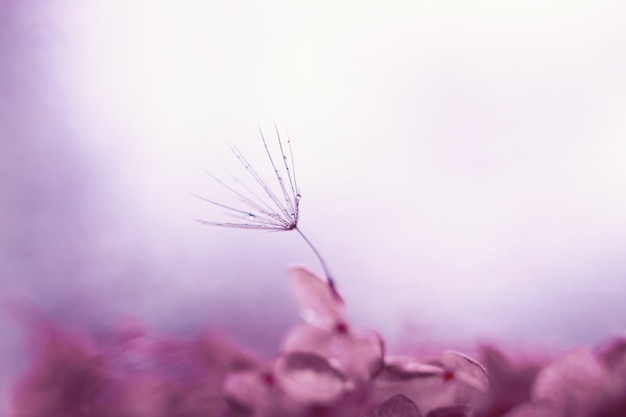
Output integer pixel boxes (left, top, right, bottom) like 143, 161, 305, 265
248, 213, 256, 220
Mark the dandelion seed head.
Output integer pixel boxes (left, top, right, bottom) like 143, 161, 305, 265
195, 128, 300, 232
195, 128, 335, 285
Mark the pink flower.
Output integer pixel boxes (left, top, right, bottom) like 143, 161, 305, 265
11, 324, 113, 417
374, 350, 488, 414
476, 345, 544, 417
223, 351, 352, 415
504, 337, 626, 417
282, 267, 385, 383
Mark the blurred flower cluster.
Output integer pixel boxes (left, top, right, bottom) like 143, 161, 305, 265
11, 267, 626, 417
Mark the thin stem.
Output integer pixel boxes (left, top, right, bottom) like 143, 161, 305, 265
295, 227, 335, 289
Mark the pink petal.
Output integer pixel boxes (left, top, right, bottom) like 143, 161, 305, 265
223, 369, 297, 415
532, 347, 611, 417
283, 323, 336, 357
274, 351, 348, 405
375, 373, 457, 414
12, 327, 110, 417
442, 351, 489, 393
366, 394, 424, 417
375, 353, 487, 413
331, 328, 385, 382
289, 266, 345, 328
283, 324, 384, 382
476, 345, 542, 416
379, 358, 445, 380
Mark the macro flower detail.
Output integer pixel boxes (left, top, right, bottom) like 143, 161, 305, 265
375, 350, 488, 414
223, 367, 296, 416
223, 350, 352, 414
283, 266, 385, 384
11, 277, 626, 417
504, 340, 626, 417
274, 351, 349, 404
288, 265, 345, 328
475, 345, 543, 416
10, 132, 626, 417
440, 350, 490, 393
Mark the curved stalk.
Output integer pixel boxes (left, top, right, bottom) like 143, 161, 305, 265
295, 227, 335, 289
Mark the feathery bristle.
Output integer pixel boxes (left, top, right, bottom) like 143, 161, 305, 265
195, 127, 334, 286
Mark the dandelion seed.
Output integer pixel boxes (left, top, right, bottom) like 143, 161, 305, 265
194, 126, 335, 288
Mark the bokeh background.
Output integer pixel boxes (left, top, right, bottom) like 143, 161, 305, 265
2, 0, 626, 412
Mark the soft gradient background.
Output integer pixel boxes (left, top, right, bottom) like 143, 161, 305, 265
2, 0, 626, 412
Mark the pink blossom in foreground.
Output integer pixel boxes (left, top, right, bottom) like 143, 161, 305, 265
9, 267, 626, 417
374, 349, 488, 414
504, 340, 626, 417
283, 267, 385, 383
474, 346, 544, 417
